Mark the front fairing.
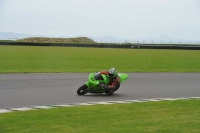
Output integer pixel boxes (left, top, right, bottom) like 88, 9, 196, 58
118, 73, 128, 83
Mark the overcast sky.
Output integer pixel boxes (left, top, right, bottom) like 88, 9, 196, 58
0, 0, 200, 40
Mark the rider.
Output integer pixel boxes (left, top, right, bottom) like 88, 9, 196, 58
98, 68, 120, 95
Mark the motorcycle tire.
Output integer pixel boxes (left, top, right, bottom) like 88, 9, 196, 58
77, 84, 89, 95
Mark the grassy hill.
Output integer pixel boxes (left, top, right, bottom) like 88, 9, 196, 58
17, 37, 96, 44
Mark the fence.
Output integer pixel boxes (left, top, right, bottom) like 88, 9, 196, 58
94, 40, 200, 45
1, 41, 200, 50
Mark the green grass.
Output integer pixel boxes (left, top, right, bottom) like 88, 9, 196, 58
0, 46, 200, 73
0, 99, 200, 133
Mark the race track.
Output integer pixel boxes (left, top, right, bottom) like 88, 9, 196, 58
0, 73, 200, 109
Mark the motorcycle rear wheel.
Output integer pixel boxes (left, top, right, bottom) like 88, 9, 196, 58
77, 84, 89, 95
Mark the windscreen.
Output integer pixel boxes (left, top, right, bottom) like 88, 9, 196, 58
93, 72, 104, 80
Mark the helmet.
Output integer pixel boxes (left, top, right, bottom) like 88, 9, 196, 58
108, 68, 117, 78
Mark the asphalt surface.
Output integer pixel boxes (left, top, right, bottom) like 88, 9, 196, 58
0, 73, 200, 109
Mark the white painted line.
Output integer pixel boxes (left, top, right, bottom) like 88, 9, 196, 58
146, 99, 161, 102
125, 100, 146, 102
162, 98, 178, 101
10, 107, 34, 111
153, 98, 171, 100
32, 106, 53, 109
75, 103, 94, 106
52, 104, 75, 107
0, 109, 11, 113
107, 101, 131, 103
94, 102, 114, 105
176, 98, 190, 100
1, 97, 199, 114
141, 99, 161, 102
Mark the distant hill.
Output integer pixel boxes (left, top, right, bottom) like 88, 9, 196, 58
17, 37, 96, 43
0, 32, 96, 43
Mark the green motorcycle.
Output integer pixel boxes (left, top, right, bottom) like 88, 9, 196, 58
77, 72, 128, 96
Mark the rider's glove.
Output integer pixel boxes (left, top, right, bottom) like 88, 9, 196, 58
106, 75, 109, 78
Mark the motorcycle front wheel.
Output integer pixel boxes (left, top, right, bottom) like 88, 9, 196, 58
77, 84, 89, 95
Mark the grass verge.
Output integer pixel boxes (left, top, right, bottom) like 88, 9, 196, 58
0, 99, 200, 133
0, 46, 200, 73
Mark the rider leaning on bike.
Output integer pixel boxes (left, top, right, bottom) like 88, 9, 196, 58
98, 68, 120, 95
